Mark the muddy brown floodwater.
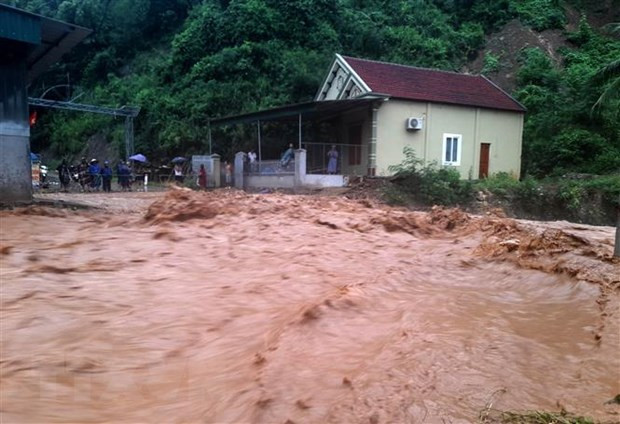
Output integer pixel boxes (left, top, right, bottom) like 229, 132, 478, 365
1, 189, 619, 423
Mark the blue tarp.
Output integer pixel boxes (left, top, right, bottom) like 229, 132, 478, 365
30, 152, 40, 161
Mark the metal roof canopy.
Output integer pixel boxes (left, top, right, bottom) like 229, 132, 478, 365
0, 4, 92, 83
210, 97, 386, 126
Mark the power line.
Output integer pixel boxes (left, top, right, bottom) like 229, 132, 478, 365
28, 97, 140, 117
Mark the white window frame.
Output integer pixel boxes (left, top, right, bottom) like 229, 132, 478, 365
442, 133, 462, 166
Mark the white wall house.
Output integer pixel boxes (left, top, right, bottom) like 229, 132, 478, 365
213, 54, 525, 181
315, 54, 526, 178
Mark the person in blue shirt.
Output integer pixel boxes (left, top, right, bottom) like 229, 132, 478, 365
88, 159, 101, 191
117, 161, 132, 191
280, 143, 294, 169
327, 145, 339, 174
101, 161, 113, 192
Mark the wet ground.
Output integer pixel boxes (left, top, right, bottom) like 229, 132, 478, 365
1, 190, 619, 423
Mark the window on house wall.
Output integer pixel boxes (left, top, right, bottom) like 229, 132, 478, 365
442, 133, 462, 166
348, 124, 362, 165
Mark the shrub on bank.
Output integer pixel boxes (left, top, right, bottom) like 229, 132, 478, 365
483, 409, 597, 424
386, 148, 619, 225
477, 174, 619, 224
387, 147, 473, 207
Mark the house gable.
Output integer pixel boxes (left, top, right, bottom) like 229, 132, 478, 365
315, 54, 371, 101
317, 54, 526, 113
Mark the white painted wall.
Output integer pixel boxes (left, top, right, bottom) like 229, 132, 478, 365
246, 175, 295, 189
303, 174, 347, 187
375, 99, 524, 178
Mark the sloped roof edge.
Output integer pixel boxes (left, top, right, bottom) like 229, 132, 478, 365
0, 4, 92, 83
340, 55, 526, 113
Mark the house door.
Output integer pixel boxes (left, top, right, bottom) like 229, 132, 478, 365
479, 143, 490, 178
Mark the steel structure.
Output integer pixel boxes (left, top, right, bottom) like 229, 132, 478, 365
28, 97, 140, 159
1, 3, 91, 202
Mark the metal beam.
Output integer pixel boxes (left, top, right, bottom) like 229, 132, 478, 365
28, 97, 140, 117
28, 97, 140, 160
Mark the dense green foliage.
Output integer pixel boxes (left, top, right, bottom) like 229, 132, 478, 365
11, 0, 620, 176
515, 18, 620, 176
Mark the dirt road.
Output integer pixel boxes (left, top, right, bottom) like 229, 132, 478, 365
1, 189, 618, 423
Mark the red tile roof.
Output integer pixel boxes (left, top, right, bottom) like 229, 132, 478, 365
343, 56, 525, 112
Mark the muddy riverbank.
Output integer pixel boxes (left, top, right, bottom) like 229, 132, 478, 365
1, 189, 618, 423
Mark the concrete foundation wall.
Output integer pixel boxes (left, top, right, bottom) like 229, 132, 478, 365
239, 150, 347, 190
0, 134, 32, 202
1, 62, 32, 203
246, 174, 295, 189
303, 174, 347, 187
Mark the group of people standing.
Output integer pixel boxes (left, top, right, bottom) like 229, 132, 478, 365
56, 157, 133, 193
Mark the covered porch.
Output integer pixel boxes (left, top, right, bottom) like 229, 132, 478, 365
210, 97, 386, 183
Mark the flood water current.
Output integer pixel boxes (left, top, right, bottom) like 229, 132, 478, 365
1, 190, 618, 423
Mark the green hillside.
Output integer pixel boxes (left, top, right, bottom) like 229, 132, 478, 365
9, 0, 620, 177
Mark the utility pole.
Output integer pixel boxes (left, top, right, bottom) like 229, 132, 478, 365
615, 197, 619, 257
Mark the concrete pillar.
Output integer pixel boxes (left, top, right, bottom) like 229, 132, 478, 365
211, 154, 221, 187
294, 149, 306, 188
234, 151, 245, 189
367, 104, 379, 177
0, 62, 32, 203
615, 203, 619, 258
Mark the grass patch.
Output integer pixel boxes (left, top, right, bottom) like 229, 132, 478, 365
485, 410, 596, 424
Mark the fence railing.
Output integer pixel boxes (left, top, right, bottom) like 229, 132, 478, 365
244, 159, 295, 175
303, 142, 364, 174
242, 142, 364, 175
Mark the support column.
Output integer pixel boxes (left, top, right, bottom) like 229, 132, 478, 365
367, 104, 379, 176
210, 154, 221, 188
614, 204, 619, 258
473, 108, 481, 179
234, 151, 245, 189
298, 113, 302, 149
257, 120, 262, 169
0, 61, 32, 203
423, 102, 431, 162
294, 149, 307, 188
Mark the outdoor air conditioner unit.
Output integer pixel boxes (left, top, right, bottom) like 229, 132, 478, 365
406, 117, 424, 130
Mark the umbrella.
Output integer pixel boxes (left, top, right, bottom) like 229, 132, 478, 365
129, 153, 147, 163
171, 156, 186, 164
29, 152, 40, 161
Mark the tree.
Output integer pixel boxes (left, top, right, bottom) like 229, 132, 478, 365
592, 57, 620, 111
592, 23, 620, 112
589, 23, 620, 257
